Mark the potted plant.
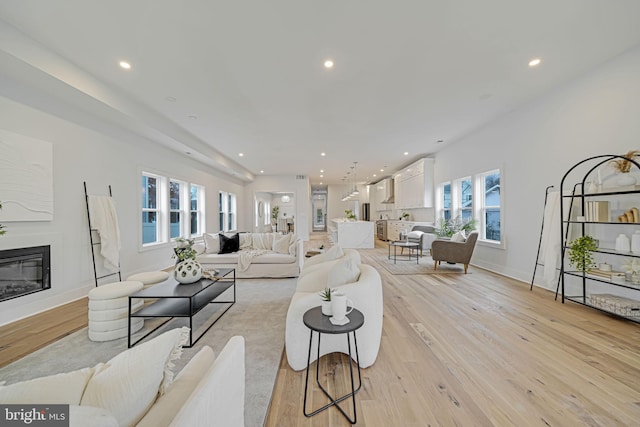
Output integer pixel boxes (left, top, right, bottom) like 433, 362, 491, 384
435, 216, 477, 238
271, 205, 280, 226
402, 212, 410, 221
344, 209, 356, 220
567, 235, 598, 273
173, 237, 197, 263
319, 287, 333, 315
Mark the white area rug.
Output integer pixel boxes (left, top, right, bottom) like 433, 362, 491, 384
0, 278, 297, 427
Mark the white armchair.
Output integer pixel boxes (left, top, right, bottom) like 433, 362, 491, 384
400, 225, 438, 256
285, 263, 383, 371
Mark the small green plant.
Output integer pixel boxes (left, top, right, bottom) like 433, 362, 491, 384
173, 237, 197, 262
568, 235, 598, 272
435, 216, 477, 238
319, 287, 333, 301
344, 209, 356, 220
402, 212, 410, 220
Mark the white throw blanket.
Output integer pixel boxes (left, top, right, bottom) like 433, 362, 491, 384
238, 249, 268, 272
88, 195, 121, 271
539, 191, 573, 287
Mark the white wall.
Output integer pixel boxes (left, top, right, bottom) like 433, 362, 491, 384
0, 95, 245, 325
434, 45, 640, 289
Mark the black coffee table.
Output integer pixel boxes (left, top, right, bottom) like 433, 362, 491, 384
388, 240, 420, 264
127, 268, 235, 348
302, 306, 364, 424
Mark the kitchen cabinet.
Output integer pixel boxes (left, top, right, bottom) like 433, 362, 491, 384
387, 220, 415, 241
373, 178, 393, 213
393, 158, 434, 209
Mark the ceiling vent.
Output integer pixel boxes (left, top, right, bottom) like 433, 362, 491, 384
296, 175, 306, 180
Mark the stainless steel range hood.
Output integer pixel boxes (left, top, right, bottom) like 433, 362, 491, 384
381, 178, 394, 203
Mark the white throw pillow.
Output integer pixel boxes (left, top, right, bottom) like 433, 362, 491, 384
324, 244, 345, 261
288, 235, 298, 256
451, 231, 466, 242
0, 366, 96, 404
81, 327, 190, 427
252, 233, 274, 250
327, 258, 361, 288
407, 231, 424, 239
204, 233, 220, 254
239, 233, 252, 249
272, 233, 291, 254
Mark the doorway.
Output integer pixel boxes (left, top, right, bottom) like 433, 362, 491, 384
312, 191, 327, 231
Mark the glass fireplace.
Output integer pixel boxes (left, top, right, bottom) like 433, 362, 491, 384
0, 245, 51, 303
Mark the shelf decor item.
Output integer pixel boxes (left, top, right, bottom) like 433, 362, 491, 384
174, 259, 203, 284
615, 233, 631, 252
319, 287, 334, 315
609, 150, 640, 186
567, 235, 598, 273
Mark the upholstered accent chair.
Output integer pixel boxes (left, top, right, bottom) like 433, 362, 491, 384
431, 231, 479, 273
400, 225, 438, 256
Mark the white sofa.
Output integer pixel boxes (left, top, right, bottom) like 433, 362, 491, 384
285, 246, 383, 371
0, 328, 245, 427
194, 232, 304, 278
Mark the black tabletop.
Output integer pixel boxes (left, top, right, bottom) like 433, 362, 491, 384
303, 306, 364, 334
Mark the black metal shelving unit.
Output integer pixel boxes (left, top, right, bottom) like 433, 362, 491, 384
559, 154, 640, 323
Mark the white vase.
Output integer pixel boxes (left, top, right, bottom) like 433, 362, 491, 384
615, 234, 631, 252
321, 301, 332, 316
174, 259, 203, 284
616, 174, 636, 186
632, 231, 640, 254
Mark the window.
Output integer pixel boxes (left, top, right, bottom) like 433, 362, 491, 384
142, 173, 162, 245
437, 168, 503, 246
479, 170, 501, 243
169, 180, 182, 239
141, 171, 205, 246
190, 184, 205, 236
219, 191, 237, 232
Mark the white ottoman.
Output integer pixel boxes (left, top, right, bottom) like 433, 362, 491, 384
88, 281, 144, 342
126, 271, 169, 288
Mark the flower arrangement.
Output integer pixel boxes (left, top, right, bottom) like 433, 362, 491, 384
610, 150, 640, 173
173, 237, 197, 262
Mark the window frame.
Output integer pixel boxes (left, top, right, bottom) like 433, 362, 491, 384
140, 170, 206, 249
219, 190, 237, 232
190, 184, 205, 237
436, 167, 504, 248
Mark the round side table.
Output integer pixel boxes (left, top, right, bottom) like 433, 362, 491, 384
302, 306, 364, 424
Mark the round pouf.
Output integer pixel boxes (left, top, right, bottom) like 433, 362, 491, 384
174, 260, 203, 284
126, 271, 169, 288
88, 281, 144, 342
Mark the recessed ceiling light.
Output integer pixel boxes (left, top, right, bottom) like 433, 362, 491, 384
319, 182, 323, 185
185, 151, 191, 155
320, 175, 324, 178
380, 169, 384, 172
119, 61, 131, 70
321, 152, 326, 156
238, 153, 244, 157
528, 58, 542, 67
320, 169, 324, 173
165, 96, 176, 102
373, 174, 377, 177
260, 170, 264, 174
404, 152, 409, 156
188, 115, 197, 120
324, 59, 334, 69
436, 139, 444, 144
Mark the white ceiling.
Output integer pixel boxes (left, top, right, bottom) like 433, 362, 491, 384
1, 0, 640, 186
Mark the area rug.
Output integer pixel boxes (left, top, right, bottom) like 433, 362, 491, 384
366, 254, 468, 275
0, 278, 297, 427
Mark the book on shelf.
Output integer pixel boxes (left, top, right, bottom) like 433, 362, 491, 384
584, 201, 610, 222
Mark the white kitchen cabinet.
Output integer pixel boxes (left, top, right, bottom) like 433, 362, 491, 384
393, 158, 434, 209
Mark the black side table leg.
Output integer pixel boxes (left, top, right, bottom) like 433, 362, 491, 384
303, 330, 315, 417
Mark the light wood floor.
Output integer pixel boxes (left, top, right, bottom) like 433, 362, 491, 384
3, 236, 640, 427
266, 238, 640, 427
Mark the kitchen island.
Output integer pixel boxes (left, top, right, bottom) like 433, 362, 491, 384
329, 218, 375, 249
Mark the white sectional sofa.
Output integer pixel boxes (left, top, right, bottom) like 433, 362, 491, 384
0, 328, 245, 427
194, 232, 304, 278
285, 245, 384, 371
